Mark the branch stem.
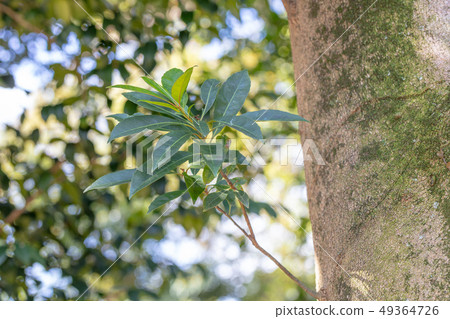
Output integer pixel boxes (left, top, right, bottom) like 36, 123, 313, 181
219, 170, 255, 237
215, 169, 321, 300
0, 3, 46, 35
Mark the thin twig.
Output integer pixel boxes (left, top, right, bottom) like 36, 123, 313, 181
205, 187, 249, 236
216, 206, 250, 238
0, 3, 45, 35
219, 170, 255, 238
216, 169, 321, 300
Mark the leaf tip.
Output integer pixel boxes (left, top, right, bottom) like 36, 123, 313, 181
83, 186, 92, 193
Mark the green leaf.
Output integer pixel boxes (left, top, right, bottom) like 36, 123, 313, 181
162, 68, 184, 92
199, 121, 210, 136
147, 190, 186, 213
171, 67, 194, 104
188, 103, 196, 115
137, 99, 180, 112
213, 70, 250, 121
230, 177, 247, 186
109, 84, 154, 95
187, 144, 203, 169
200, 79, 220, 119
123, 92, 181, 118
109, 115, 185, 141
223, 192, 237, 214
124, 100, 138, 114
107, 113, 131, 121
202, 165, 215, 184
112, 84, 174, 105
215, 176, 246, 188
203, 192, 227, 211
129, 151, 191, 198
241, 110, 308, 122
142, 76, 177, 104
235, 190, 249, 208
181, 92, 188, 108
221, 189, 237, 214
183, 172, 205, 203
193, 120, 210, 137
152, 130, 192, 171
225, 149, 248, 165
107, 113, 146, 122
217, 116, 263, 140
249, 200, 277, 218
84, 169, 135, 192
214, 183, 231, 191
199, 142, 225, 176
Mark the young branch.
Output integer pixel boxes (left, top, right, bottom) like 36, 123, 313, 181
216, 169, 321, 300
0, 3, 45, 35
215, 205, 250, 238
220, 170, 255, 238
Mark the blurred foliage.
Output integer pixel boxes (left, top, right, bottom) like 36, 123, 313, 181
0, 0, 313, 300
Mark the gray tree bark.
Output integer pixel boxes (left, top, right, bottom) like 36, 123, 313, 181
283, 0, 449, 300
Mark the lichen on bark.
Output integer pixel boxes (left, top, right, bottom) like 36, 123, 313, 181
284, 0, 449, 300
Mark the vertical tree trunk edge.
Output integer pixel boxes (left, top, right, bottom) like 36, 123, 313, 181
284, 0, 449, 300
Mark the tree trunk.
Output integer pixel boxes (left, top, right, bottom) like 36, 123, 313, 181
283, 0, 449, 300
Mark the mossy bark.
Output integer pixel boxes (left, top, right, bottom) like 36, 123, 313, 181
283, 0, 449, 300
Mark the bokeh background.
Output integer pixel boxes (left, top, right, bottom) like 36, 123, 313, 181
0, 0, 315, 300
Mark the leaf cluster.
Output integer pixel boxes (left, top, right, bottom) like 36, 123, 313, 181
85, 68, 307, 216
